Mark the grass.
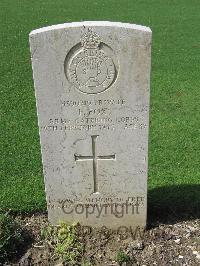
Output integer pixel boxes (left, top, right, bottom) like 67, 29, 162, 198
0, 212, 24, 262
40, 222, 83, 264
116, 250, 131, 265
0, 0, 200, 217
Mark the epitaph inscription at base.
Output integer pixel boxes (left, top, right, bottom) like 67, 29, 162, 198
30, 21, 152, 228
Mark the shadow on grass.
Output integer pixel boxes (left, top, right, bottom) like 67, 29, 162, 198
147, 184, 200, 226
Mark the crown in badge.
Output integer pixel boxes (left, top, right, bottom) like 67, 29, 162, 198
81, 29, 101, 49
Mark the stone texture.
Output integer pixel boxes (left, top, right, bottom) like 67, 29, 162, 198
29, 21, 152, 228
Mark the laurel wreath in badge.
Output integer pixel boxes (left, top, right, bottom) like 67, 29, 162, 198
65, 29, 117, 94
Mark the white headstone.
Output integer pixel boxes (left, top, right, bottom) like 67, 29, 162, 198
29, 21, 151, 229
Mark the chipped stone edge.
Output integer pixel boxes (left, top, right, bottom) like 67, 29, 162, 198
29, 21, 152, 36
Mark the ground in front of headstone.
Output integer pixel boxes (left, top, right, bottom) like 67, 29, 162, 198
7, 214, 199, 266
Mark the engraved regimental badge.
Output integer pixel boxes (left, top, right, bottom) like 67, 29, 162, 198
65, 29, 117, 94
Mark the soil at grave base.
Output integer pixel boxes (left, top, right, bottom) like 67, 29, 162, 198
4, 214, 200, 266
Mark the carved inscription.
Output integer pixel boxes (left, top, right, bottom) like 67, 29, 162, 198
40, 99, 148, 132
47, 196, 145, 219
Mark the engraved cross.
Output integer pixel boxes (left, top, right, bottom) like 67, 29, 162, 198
74, 135, 116, 193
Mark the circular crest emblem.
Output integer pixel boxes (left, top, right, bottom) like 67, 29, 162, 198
65, 29, 117, 94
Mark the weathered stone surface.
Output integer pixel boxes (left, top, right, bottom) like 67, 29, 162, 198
29, 21, 152, 228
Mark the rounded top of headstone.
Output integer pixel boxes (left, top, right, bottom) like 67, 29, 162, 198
29, 21, 152, 36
